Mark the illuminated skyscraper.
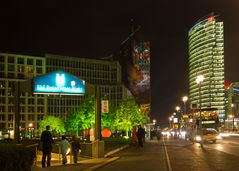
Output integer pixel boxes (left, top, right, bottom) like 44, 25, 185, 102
188, 14, 225, 118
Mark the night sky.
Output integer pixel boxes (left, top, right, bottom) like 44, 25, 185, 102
1, 1, 239, 127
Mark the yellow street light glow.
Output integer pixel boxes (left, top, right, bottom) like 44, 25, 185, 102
196, 75, 204, 84
182, 96, 188, 103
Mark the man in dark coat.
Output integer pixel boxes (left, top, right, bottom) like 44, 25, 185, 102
40, 125, 53, 168
137, 125, 146, 147
71, 135, 81, 164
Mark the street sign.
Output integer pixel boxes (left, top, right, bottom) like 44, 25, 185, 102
101, 100, 109, 113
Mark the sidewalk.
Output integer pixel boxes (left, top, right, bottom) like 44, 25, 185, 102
32, 145, 128, 171
32, 140, 169, 171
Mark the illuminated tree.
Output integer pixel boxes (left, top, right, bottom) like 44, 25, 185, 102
66, 95, 95, 134
101, 102, 116, 130
39, 116, 66, 135
114, 98, 147, 136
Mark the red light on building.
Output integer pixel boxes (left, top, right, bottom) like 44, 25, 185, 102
208, 17, 215, 22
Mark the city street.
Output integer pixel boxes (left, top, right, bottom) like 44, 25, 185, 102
97, 136, 239, 171
166, 136, 239, 171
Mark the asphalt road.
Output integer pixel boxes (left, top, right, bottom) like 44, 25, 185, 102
166, 136, 239, 171
97, 136, 239, 171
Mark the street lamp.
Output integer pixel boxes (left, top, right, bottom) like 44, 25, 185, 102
229, 115, 234, 131
230, 104, 235, 131
196, 75, 204, 133
153, 119, 156, 125
175, 106, 180, 123
182, 96, 188, 114
28, 123, 33, 139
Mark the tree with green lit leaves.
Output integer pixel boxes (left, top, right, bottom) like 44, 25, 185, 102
114, 98, 147, 137
101, 102, 116, 131
39, 115, 66, 135
66, 95, 95, 135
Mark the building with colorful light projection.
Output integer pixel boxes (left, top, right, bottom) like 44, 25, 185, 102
188, 13, 225, 119
119, 26, 151, 115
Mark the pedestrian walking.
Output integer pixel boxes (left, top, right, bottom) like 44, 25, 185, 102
131, 126, 138, 146
40, 125, 53, 168
71, 135, 81, 164
137, 125, 146, 147
59, 135, 71, 165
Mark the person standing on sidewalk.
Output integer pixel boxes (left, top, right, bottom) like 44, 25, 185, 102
71, 135, 81, 164
40, 125, 53, 168
131, 126, 138, 146
137, 125, 146, 147
59, 135, 71, 165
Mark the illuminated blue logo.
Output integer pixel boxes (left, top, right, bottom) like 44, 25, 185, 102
33, 70, 85, 95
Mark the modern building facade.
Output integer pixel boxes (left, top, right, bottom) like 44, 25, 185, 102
0, 52, 130, 138
224, 82, 239, 130
188, 14, 225, 118
0, 53, 46, 138
45, 54, 130, 120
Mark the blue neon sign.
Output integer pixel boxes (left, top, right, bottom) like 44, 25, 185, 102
33, 70, 85, 95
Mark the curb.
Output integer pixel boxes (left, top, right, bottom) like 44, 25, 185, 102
82, 156, 119, 171
104, 145, 129, 157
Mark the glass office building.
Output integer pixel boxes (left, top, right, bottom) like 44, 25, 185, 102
188, 14, 225, 118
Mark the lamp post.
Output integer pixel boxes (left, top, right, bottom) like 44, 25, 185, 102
176, 106, 180, 115
169, 117, 172, 128
182, 96, 188, 114
231, 104, 235, 131
196, 75, 204, 133
28, 123, 33, 139
153, 119, 156, 125
175, 106, 180, 132
176, 106, 180, 120
229, 115, 234, 131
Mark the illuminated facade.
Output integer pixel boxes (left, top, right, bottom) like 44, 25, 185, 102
0, 53, 129, 136
0, 53, 46, 137
45, 54, 129, 120
188, 14, 225, 118
225, 82, 239, 130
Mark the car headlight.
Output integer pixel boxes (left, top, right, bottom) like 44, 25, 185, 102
216, 135, 222, 140
195, 136, 202, 141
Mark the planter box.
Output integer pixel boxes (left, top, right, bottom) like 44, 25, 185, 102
81, 142, 92, 157
81, 141, 104, 158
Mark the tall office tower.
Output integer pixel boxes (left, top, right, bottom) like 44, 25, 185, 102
188, 14, 225, 118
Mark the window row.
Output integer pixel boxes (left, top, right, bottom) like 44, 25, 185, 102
0, 114, 44, 121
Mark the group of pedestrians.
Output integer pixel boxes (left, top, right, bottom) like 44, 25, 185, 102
40, 125, 81, 168
132, 125, 146, 147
